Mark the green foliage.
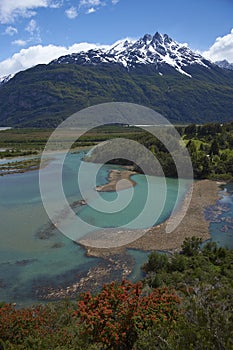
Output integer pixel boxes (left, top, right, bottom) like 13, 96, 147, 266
0, 339, 5, 350
185, 123, 197, 138
134, 284, 233, 350
85, 121, 233, 180
140, 239, 233, 349
1, 121, 232, 181
168, 285, 233, 350
209, 139, 219, 156
169, 253, 187, 272
144, 236, 233, 290
1, 63, 233, 127
181, 236, 202, 256
143, 252, 169, 273
183, 121, 233, 179
0, 239, 232, 349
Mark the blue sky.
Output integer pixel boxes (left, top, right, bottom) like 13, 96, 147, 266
0, 0, 233, 77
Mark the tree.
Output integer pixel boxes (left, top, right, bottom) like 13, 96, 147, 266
181, 237, 202, 256
143, 252, 169, 273
185, 124, 197, 138
210, 139, 219, 156
186, 140, 197, 155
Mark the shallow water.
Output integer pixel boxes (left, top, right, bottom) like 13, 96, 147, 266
208, 183, 233, 249
127, 249, 149, 281
0, 152, 232, 305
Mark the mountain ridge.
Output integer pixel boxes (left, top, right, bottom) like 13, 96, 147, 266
215, 59, 233, 70
0, 32, 233, 127
50, 32, 212, 78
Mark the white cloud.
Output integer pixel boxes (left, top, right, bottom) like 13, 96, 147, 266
49, 0, 63, 8
12, 39, 27, 46
0, 0, 62, 24
87, 7, 96, 14
79, 0, 102, 7
78, 0, 105, 15
24, 19, 41, 43
203, 29, 233, 63
4, 26, 18, 36
65, 6, 78, 19
25, 19, 37, 34
78, 0, 118, 15
0, 42, 110, 77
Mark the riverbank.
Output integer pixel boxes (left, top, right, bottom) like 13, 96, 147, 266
129, 179, 222, 251
79, 179, 223, 258
0, 146, 91, 176
0, 157, 50, 176
36, 253, 134, 301
36, 178, 224, 301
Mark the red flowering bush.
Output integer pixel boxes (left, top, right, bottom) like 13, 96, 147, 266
75, 280, 181, 349
0, 282, 180, 349
0, 302, 78, 349
0, 303, 51, 343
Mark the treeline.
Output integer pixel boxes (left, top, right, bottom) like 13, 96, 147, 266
86, 121, 233, 180
1, 122, 233, 180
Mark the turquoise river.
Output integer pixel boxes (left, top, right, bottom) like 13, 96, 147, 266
0, 152, 232, 306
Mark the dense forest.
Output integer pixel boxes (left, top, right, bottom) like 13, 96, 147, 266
1, 62, 233, 127
86, 121, 233, 181
0, 237, 232, 349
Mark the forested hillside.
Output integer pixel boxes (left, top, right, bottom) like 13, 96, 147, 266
0, 62, 233, 127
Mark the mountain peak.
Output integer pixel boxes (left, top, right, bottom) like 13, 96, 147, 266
142, 34, 153, 43
164, 34, 173, 44
50, 32, 212, 77
152, 31, 163, 44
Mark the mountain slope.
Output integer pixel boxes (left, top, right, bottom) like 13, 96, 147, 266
0, 32, 233, 127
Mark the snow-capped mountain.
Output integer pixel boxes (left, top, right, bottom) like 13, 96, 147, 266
1, 31, 233, 127
50, 32, 212, 78
0, 74, 13, 85
215, 60, 233, 70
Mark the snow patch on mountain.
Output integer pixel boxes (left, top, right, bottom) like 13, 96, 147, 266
51, 32, 212, 78
215, 60, 233, 70
0, 74, 14, 85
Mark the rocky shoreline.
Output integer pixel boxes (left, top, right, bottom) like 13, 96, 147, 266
36, 253, 134, 301
38, 174, 225, 301
80, 179, 224, 257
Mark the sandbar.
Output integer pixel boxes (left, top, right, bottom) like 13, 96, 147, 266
96, 169, 137, 192
80, 179, 223, 258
